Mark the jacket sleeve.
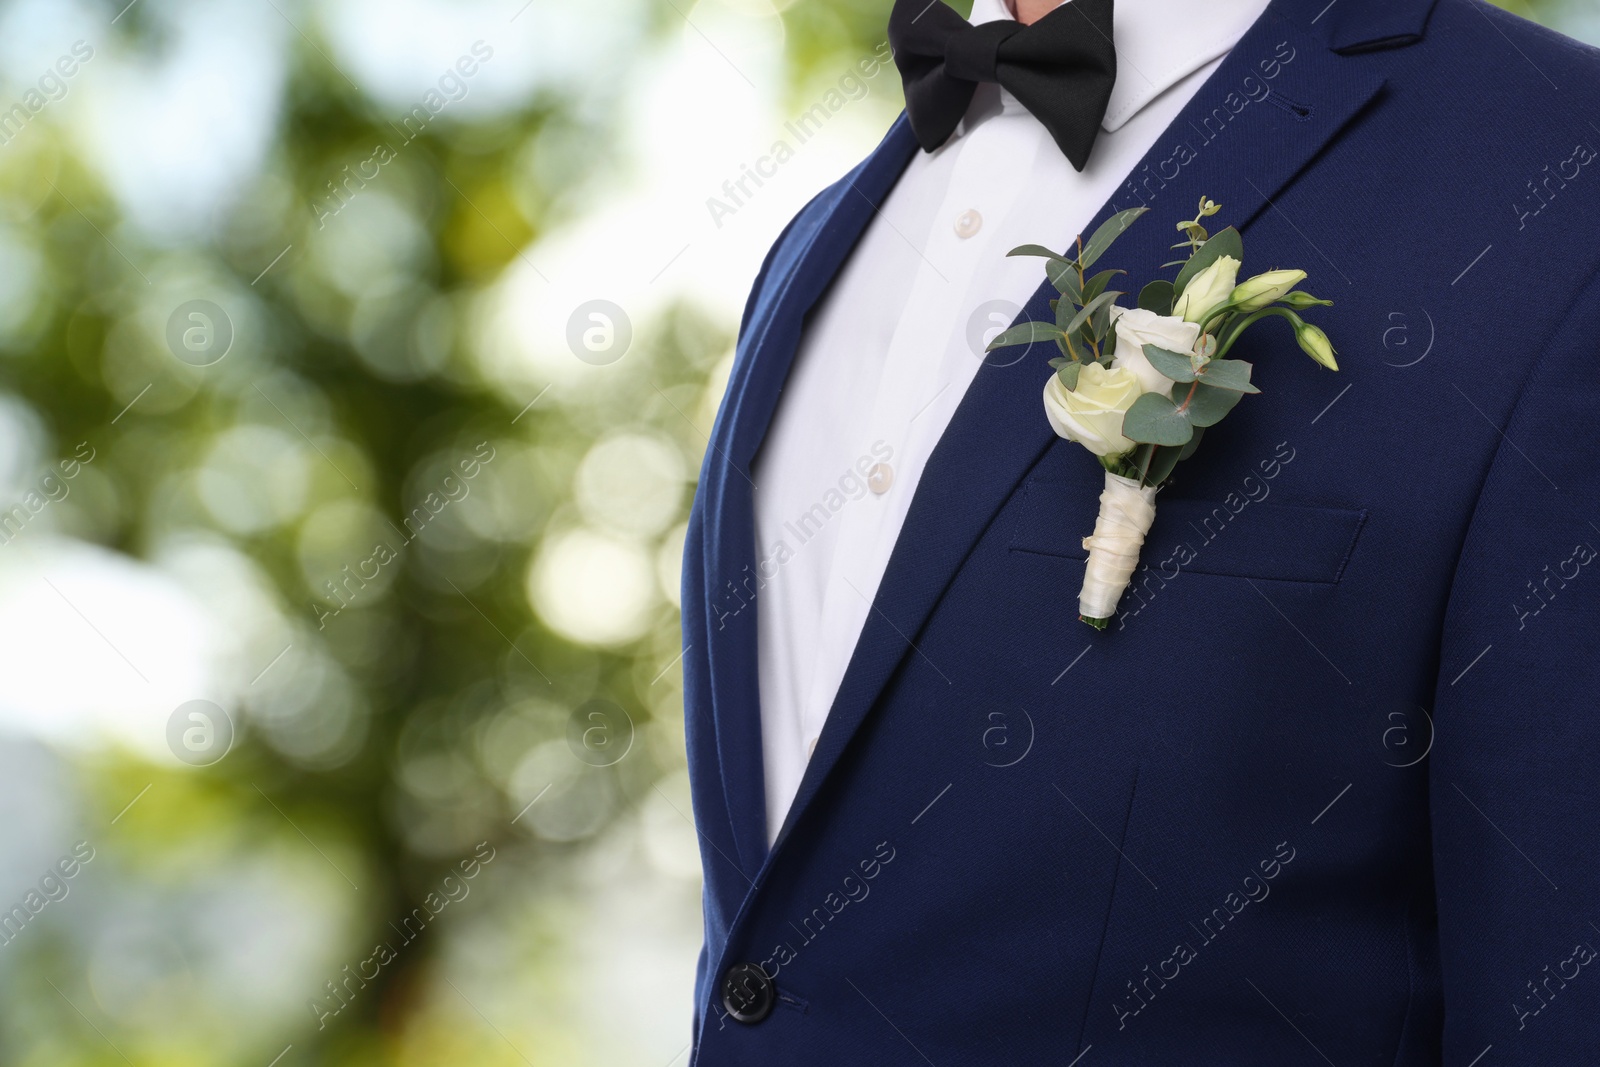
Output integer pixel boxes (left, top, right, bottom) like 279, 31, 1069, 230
1430, 274, 1600, 1062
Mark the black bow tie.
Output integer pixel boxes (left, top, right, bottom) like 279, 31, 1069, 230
888, 0, 1117, 171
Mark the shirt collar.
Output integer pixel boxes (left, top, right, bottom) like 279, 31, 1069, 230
965, 0, 1273, 133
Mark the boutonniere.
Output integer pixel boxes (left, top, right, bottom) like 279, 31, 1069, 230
988, 198, 1339, 631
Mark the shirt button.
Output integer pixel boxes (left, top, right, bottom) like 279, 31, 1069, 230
954, 208, 983, 239
867, 462, 894, 494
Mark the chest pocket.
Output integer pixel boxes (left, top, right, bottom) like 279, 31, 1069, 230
1008, 476, 1366, 585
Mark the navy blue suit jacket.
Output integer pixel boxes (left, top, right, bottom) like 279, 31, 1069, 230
682, 0, 1600, 1061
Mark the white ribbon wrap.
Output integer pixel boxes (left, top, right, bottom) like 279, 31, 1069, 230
1079, 472, 1158, 621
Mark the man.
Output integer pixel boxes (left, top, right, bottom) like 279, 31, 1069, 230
681, 0, 1600, 1061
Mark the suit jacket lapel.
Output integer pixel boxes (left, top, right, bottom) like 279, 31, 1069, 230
699, 117, 921, 876
769, 1, 1388, 854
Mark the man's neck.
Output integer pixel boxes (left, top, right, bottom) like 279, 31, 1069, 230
1011, 0, 1064, 24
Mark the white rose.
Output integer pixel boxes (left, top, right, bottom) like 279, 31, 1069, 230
1109, 306, 1201, 394
1173, 254, 1241, 323
1042, 362, 1144, 458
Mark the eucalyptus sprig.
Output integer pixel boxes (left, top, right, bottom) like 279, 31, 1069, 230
1166, 196, 1222, 266
986, 205, 1149, 392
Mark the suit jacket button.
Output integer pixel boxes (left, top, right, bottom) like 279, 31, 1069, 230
721, 962, 775, 1024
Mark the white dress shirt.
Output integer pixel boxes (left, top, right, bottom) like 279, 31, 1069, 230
750, 0, 1273, 844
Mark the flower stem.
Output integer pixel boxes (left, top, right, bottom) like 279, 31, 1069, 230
1077, 236, 1101, 361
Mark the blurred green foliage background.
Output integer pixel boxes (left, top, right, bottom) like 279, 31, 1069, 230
0, 0, 1586, 1064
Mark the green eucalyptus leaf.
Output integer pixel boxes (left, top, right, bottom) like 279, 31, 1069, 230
1138, 279, 1175, 316
1126, 443, 1155, 482
1142, 443, 1185, 487
1090, 298, 1115, 345
1122, 391, 1195, 446
1179, 381, 1246, 427
1080, 207, 1149, 271
1177, 424, 1206, 461
1173, 226, 1243, 296
1082, 269, 1125, 305
1142, 344, 1197, 383
1056, 360, 1082, 391
1064, 291, 1121, 338
986, 320, 1063, 351
1008, 244, 1068, 261
1057, 328, 1083, 362
1056, 295, 1076, 330
1048, 259, 1082, 302
1194, 358, 1260, 393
